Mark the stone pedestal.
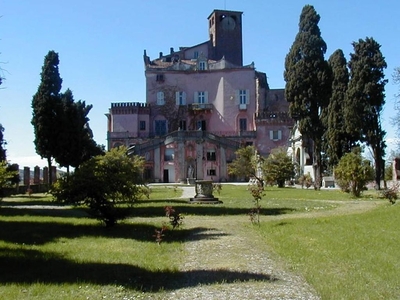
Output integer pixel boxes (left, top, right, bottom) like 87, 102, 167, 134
189, 180, 222, 204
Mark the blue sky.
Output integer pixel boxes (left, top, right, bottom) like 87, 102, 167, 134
1, 0, 399, 168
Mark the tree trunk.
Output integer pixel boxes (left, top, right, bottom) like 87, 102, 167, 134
313, 139, 322, 190
373, 145, 384, 190
47, 157, 53, 185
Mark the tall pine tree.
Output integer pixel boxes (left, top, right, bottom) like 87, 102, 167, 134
346, 37, 387, 189
31, 50, 63, 184
323, 49, 350, 169
284, 5, 331, 189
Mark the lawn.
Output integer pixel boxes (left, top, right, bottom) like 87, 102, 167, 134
0, 185, 398, 299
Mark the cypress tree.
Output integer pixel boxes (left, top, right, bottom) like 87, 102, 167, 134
346, 37, 387, 189
323, 49, 350, 169
31, 50, 63, 184
284, 5, 331, 189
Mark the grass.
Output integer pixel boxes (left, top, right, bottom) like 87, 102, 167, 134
259, 203, 400, 299
0, 185, 398, 299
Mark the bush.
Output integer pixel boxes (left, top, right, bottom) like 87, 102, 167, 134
51, 146, 146, 226
334, 148, 374, 197
262, 147, 295, 188
298, 173, 313, 189
380, 183, 399, 204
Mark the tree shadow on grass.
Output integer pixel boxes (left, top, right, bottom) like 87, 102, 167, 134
0, 248, 276, 292
0, 206, 88, 218
0, 220, 224, 245
134, 204, 295, 218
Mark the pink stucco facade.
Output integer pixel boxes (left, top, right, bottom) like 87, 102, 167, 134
106, 9, 294, 183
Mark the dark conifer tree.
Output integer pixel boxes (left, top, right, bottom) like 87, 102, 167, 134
55, 89, 103, 172
0, 125, 6, 161
345, 37, 387, 189
323, 49, 350, 169
31, 50, 63, 184
284, 5, 331, 189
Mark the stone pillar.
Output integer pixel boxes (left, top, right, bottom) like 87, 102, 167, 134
219, 147, 226, 181
43, 167, 49, 184
33, 166, 41, 184
23, 167, 30, 186
196, 142, 204, 180
177, 141, 185, 182
154, 148, 161, 182
51, 166, 57, 183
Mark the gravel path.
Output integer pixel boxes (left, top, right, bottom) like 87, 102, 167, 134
160, 186, 320, 299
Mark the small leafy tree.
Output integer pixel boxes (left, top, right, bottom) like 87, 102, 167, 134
248, 183, 264, 225
335, 148, 374, 197
51, 146, 145, 226
262, 147, 294, 188
0, 161, 18, 198
228, 146, 263, 185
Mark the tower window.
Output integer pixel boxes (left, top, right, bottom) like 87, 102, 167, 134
157, 91, 165, 105
156, 74, 164, 82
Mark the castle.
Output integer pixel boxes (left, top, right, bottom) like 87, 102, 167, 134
106, 9, 295, 183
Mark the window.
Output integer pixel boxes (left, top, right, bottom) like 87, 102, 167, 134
270, 130, 282, 141
175, 91, 186, 105
179, 120, 187, 131
157, 91, 165, 105
207, 149, 216, 161
156, 74, 164, 82
164, 149, 174, 161
155, 120, 167, 136
139, 120, 146, 131
207, 169, 216, 176
195, 91, 208, 104
239, 90, 247, 104
236, 89, 250, 105
196, 120, 206, 131
239, 118, 247, 131
194, 51, 199, 59
199, 61, 207, 70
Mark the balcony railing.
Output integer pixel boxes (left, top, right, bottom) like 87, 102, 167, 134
108, 130, 257, 141
188, 103, 214, 111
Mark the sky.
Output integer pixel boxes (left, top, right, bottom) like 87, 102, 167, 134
1, 0, 400, 169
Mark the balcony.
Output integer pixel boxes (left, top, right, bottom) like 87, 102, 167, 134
188, 103, 213, 111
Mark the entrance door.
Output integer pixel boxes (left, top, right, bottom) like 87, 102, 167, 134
163, 169, 169, 183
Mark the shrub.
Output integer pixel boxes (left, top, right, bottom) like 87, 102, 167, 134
334, 148, 374, 197
380, 183, 399, 204
51, 146, 145, 227
298, 173, 313, 189
262, 147, 295, 188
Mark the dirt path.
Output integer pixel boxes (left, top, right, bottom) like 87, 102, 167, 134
158, 186, 384, 299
